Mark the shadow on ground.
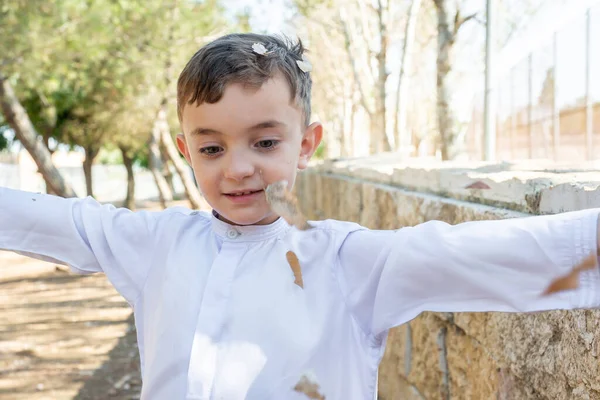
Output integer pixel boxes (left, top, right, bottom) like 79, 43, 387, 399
73, 314, 141, 400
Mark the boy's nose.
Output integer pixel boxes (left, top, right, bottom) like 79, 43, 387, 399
224, 155, 255, 181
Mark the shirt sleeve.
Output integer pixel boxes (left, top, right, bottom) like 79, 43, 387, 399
336, 209, 600, 337
0, 187, 161, 305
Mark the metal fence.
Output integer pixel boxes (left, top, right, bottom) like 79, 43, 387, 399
467, 2, 600, 162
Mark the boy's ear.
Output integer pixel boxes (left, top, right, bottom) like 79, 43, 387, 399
176, 133, 192, 164
298, 122, 323, 170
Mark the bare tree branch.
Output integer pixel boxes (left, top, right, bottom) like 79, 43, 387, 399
454, 11, 478, 36
338, 9, 373, 116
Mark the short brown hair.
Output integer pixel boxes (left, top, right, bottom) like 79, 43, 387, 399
177, 33, 312, 126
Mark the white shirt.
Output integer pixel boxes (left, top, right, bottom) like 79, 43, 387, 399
1, 187, 600, 399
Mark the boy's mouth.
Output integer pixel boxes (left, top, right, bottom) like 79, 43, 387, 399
224, 189, 263, 196
223, 189, 264, 203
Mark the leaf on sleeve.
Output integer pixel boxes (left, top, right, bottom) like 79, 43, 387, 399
265, 180, 312, 230
286, 251, 304, 289
541, 253, 598, 296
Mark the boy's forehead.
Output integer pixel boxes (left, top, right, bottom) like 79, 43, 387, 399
181, 76, 303, 135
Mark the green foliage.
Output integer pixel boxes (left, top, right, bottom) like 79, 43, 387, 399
0, 132, 9, 152
0, 0, 233, 169
0, 114, 10, 151
98, 148, 122, 165
135, 149, 150, 169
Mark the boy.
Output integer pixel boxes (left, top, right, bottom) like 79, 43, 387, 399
1, 33, 599, 400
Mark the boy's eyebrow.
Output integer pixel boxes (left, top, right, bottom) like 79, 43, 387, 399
189, 127, 220, 136
247, 120, 287, 131
189, 120, 286, 136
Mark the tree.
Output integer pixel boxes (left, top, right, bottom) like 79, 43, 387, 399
0, 75, 77, 197
432, 0, 476, 160
338, 0, 393, 153
0, 0, 81, 196
140, 0, 225, 209
394, 0, 422, 154
1, 0, 226, 204
295, 0, 395, 155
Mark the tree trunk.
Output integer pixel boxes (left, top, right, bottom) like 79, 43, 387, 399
341, 95, 351, 157
149, 109, 174, 209
120, 145, 136, 210
0, 74, 77, 197
157, 105, 203, 209
433, 0, 475, 160
82, 145, 98, 197
394, 0, 421, 153
159, 139, 175, 193
434, 0, 457, 160
349, 101, 357, 157
375, 0, 392, 153
369, 113, 387, 154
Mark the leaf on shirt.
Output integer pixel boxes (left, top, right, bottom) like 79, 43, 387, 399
265, 180, 312, 230
293, 373, 325, 400
286, 251, 304, 288
541, 253, 597, 296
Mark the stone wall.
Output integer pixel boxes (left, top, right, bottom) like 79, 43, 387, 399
295, 156, 600, 400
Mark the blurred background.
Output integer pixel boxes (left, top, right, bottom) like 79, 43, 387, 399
1, 0, 599, 205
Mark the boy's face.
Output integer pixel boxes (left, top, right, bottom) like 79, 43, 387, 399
177, 74, 322, 226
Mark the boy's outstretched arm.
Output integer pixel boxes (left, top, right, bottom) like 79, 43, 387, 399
335, 209, 600, 337
0, 187, 160, 305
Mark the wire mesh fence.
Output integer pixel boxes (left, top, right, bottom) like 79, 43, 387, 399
467, 2, 600, 162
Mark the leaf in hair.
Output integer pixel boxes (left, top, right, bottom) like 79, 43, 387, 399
541, 253, 597, 296
265, 180, 312, 230
296, 55, 313, 73
252, 43, 269, 55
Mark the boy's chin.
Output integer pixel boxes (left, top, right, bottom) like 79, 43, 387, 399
215, 210, 278, 226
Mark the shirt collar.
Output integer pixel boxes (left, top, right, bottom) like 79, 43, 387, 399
210, 210, 290, 242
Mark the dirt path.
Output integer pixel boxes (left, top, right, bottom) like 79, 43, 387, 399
0, 199, 206, 399
0, 252, 141, 400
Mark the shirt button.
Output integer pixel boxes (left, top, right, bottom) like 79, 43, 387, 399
226, 229, 240, 239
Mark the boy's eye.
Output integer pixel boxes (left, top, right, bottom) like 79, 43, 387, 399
256, 140, 278, 149
199, 146, 222, 156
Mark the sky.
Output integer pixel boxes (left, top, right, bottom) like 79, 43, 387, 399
497, 0, 600, 110
224, 0, 292, 34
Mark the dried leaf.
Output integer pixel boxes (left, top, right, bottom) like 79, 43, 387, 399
542, 253, 597, 296
286, 251, 303, 288
293, 373, 325, 400
265, 180, 312, 230
296, 55, 312, 73
465, 181, 491, 189
252, 42, 268, 55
